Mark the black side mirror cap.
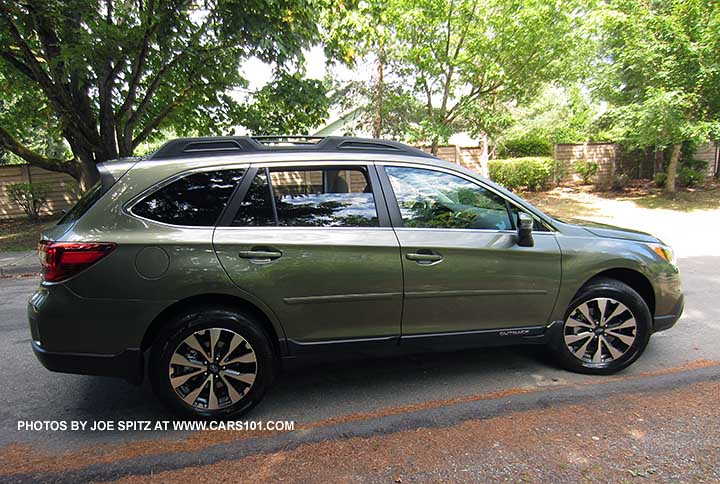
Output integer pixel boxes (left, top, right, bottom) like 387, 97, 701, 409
517, 212, 534, 247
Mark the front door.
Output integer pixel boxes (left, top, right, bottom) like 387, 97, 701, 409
213, 163, 402, 352
379, 164, 561, 337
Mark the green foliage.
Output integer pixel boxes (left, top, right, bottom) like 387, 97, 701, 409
6, 182, 50, 220
488, 157, 556, 192
325, 0, 591, 146
0, 0, 327, 185
653, 172, 667, 188
238, 73, 330, 135
678, 167, 704, 187
595, 0, 720, 150
496, 133, 553, 158
575, 161, 599, 184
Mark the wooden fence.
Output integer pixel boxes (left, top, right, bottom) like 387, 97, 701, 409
0, 165, 79, 220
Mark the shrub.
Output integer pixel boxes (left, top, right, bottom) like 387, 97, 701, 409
488, 157, 555, 191
678, 167, 704, 187
653, 172, 667, 188
5, 182, 50, 220
496, 133, 553, 158
611, 173, 630, 192
574, 161, 598, 184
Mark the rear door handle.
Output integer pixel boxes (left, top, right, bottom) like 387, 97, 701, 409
238, 247, 283, 263
406, 250, 443, 265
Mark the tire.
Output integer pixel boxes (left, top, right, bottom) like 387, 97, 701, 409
550, 278, 652, 375
149, 306, 276, 419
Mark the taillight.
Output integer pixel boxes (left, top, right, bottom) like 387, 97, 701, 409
38, 241, 116, 283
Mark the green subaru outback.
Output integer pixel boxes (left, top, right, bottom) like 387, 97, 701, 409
29, 136, 683, 418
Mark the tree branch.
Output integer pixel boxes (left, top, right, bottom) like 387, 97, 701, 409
0, 125, 79, 178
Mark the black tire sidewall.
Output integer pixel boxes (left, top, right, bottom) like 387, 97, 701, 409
149, 307, 275, 419
553, 280, 652, 375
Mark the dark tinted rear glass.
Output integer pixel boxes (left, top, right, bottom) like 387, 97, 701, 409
133, 169, 245, 226
58, 181, 105, 225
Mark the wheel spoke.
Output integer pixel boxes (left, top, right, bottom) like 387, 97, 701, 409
602, 301, 622, 325
221, 374, 244, 403
597, 298, 608, 323
606, 330, 635, 346
222, 370, 256, 386
608, 317, 636, 331
567, 316, 594, 329
185, 334, 210, 361
223, 352, 256, 365
592, 336, 603, 363
182, 376, 209, 406
573, 334, 594, 359
209, 328, 221, 361
171, 353, 204, 369
565, 332, 593, 344
170, 368, 204, 387
602, 336, 624, 360
222, 333, 247, 364
208, 375, 220, 410
577, 303, 595, 326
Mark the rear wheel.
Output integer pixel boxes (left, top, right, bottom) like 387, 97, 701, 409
552, 279, 651, 375
150, 307, 275, 419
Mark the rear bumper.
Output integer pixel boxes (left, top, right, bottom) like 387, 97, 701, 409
31, 340, 143, 384
653, 294, 684, 333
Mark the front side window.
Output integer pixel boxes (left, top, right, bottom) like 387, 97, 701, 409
385, 166, 512, 230
132, 169, 245, 226
232, 167, 379, 227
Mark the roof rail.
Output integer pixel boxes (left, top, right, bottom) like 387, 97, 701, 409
148, 136, 434, 160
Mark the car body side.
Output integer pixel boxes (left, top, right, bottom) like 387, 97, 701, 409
28, 151, 683, 382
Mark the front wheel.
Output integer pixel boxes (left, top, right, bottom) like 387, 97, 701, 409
149, 307, 276, 419
551, 278, 652, 375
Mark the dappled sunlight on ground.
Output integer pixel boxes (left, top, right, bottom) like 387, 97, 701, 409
523, 180, 720, 258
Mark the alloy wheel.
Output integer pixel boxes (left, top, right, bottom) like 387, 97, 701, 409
168, 328, 257, 410
563, 297, 637, 365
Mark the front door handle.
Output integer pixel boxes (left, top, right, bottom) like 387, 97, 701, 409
406, 250, 443, 265
238, 247, 283, 263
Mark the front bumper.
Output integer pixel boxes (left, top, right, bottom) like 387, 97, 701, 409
653, 294, 684, 333
31, 340, 143, 383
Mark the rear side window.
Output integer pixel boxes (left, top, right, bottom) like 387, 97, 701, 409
58, 181, 105, 225
133, 169, 245, 226
232, 167, 379, 227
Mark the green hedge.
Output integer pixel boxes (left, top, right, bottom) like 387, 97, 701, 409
488, 157, 556, 191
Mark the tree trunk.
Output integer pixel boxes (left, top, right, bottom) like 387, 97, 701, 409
430, 138, 439, 156
654, 148, 664, 176
665, 143, 681, 194
478, 133, 490, 178
372, 44, 384, 139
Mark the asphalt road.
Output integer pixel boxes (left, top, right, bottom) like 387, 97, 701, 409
0, 254, 719, 482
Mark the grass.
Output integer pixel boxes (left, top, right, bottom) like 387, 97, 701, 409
0, 216, 59, 252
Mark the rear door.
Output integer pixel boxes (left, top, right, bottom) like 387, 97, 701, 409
378, 163, 562, 339
213, 162, 403, 352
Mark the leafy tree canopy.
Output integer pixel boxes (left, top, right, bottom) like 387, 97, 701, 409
593, 0, 720, 191
0, 0, 329, 187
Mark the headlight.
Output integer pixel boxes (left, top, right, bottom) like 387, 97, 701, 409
649, 244, 675, 265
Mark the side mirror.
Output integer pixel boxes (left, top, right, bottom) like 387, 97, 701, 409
517, 212, 534, 247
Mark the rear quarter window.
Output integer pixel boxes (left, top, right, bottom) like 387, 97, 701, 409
57, 181, 105, 225
132, 169, 245, 226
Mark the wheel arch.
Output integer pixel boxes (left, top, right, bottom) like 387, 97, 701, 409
141, 293, 287, 357
577, 268, 656, 317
